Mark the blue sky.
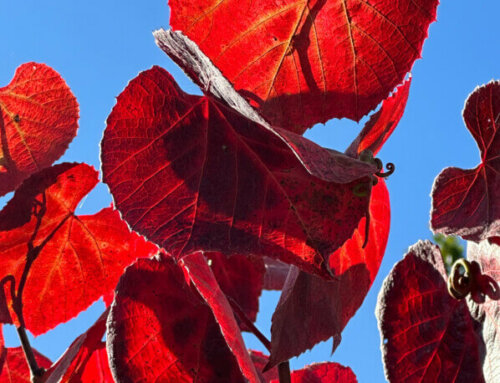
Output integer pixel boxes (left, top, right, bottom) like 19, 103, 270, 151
0, 1, 498, 382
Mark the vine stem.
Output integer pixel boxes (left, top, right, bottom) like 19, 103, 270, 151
278, 361, 291, 383
227, 295, 271, 350
226, 296, 291, 383
8, 197, 71, 382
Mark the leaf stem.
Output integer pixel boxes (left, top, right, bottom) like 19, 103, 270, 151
278, 361, 291, 383
226, 295, 271, 351
16, 325, 44, 380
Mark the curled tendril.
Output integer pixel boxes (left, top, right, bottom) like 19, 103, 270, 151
375, 163, 395, 178
447, 259, 473, 300
358, 150, 395, 184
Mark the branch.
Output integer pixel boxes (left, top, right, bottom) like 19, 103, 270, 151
278, 361, 291, 383
226, 295, 271, 351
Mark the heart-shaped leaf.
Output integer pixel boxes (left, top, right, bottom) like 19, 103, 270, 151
431, 80, 500, 242
101, 66, 373, 277
268, 180, 390, 367
376, 241, 485, 382
0, 163, 157, 335
169, 0, 438, 132
0, 63, 78, 196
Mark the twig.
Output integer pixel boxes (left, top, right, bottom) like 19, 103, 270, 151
226, 295, 271, 351
278, 361, 291, 383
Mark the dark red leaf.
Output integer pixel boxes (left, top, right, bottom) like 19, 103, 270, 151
42, 309, 112, 383
107, 256, 251, 383
467, 240, 500, 383
205, 253, 264, 323
431, 80, 500, 242
0, 63, 78, 196
101, 66, 373, 277
168, 0, 438, 132
273, 362, 357, 383
376, 241, 485, 382
181, 252, 261, 382
262, 257, 290, 291
346, 78, 412, 157
154, 29, 379, 184
0, 163, 157, 335
268, 180, 390, 368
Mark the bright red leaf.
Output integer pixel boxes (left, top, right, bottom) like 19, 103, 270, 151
0, 63, 78, 196
268, 180, 390, 368
376, 240, 485, 382
168, 0, 438, 132
346, 77, 412, 157
181, 252, 261, 382
431, 80, 500, 242
107, 256, 251, 383
467, 240, 500, 383
42, 309, 113, 383
204, 252, 265, 324
249, 350, 279, 383
275, 362, 357, 383
0, 163, 157, 335
101, 66, 373, 277
0, 328, 51, 383
250, 351, 357, 383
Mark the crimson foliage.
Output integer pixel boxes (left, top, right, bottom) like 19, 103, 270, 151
0, 1, 498, 383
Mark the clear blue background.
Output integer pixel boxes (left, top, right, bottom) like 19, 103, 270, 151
0, 1, 498, 382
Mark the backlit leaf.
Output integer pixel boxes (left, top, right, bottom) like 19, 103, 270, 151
0, 63, 78, 196
101, 66, 372, 277
268, 180, 390, 367
431, 80, 500, 242
169, 0, 438, 132
346, 77, 412, 157
107, 257, 250, 383
181, 252, 261, 382
0, 163, 157, 335
274, 362, 358, 383
376, 241, 485, 382
205, 252, 265, 324
0, 332, 51, 383
42, 309, 113, 383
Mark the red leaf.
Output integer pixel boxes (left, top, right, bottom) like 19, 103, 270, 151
107, 257, 250, 383
42, 309, 113, 383
0, 63, 78, 196
168, 0, 438, 132
273, 362, 357, 383
181, 252, 261, 382
267, 180, 390, 367
249, 350, 279, 383
431, 80, 500, 242
467, 241, 500, 383
101, 66, 372, 277
262, 257, 290, 291
376, 241, 485, 382
346, 77, 412, 157
0, 163, 157, 335
0, 343, 51, 383
205, 253, 265, 324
